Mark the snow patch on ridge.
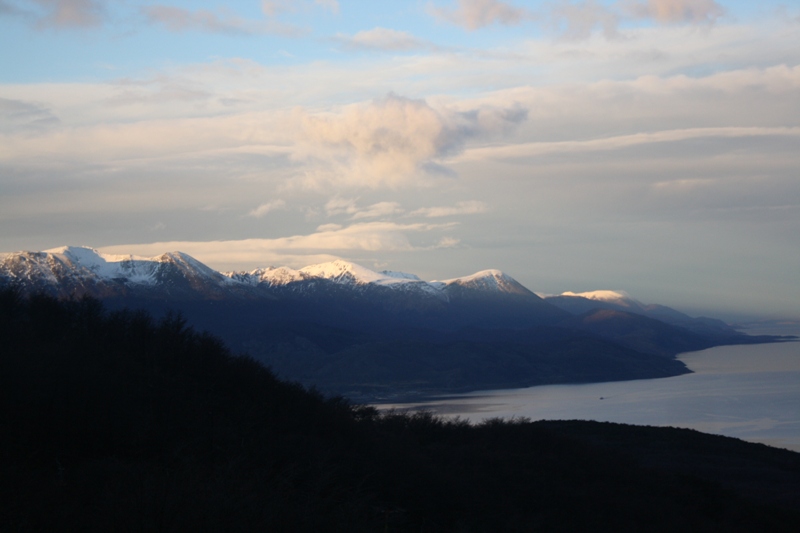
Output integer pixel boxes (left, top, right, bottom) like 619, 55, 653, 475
298, 260, 422, 286
438, 269, 508, 285
559, 290, 644, 310
245, 266, 307, 286
561, 290, 633, 303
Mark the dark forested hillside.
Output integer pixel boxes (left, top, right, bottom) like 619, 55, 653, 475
100, 297, 696, 401
2, 290, 799, 532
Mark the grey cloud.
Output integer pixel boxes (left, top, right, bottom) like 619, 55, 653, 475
0, 97, 60, 134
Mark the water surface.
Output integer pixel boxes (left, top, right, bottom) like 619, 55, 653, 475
377, 327, 800, 452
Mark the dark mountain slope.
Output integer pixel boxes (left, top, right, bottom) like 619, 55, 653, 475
102, 298, 689, 400
559, 308, 718, 357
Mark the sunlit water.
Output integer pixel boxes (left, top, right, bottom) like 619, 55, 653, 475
376, 325, 800, 452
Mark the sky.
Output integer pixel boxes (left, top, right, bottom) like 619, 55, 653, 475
1, 0, 799, 319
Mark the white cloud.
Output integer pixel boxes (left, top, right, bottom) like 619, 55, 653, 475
410, 201, 489, 217
296, 94, 448, 188
98, 221, 456, 269
248, 199, 287, 218
295, 93, 527, 188
429, 0, 531, 30
334, 27, 433, 51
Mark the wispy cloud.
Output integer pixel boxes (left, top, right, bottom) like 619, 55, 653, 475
323, 197, 405, 220
350, 201, 405, 220
0, 97, 60, 134
435, 236, 461, 248
248, 199, 287, 218
141, 4, 301, 36
3, 0, 107, 29
428, 0, 532, 30
548, 0, 620, 40
457, 126, 800, 162
622, 0, 726, 25
261, 0, 339, 16
428, 0, 726, 39
409, 201, 489, 217
333, 27, 435, 52
313, 0, 339, 14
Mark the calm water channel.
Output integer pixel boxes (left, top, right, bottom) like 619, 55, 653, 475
377, 325, 800, 452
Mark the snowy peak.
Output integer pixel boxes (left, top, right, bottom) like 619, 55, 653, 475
47, 245, 109, 265
0, 246, 234, 298
154, 251, 226, 282
437, 269, 534, 296
232, 266, 308, 286
298, 260, 401, 286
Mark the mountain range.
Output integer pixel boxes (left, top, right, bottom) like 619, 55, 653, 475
0, 246, 785, 400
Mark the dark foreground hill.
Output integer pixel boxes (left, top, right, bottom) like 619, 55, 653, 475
2, 290, 799, 532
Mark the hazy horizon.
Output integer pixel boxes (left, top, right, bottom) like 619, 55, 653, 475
2, 1, 798, 318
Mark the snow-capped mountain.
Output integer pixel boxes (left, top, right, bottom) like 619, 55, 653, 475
0, 246, 554, 311
0, 246, 240, 300
1, 246, 741, 335
433, 269, 535, 298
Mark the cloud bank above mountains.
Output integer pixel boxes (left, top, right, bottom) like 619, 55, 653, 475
1, 0, 799, 318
